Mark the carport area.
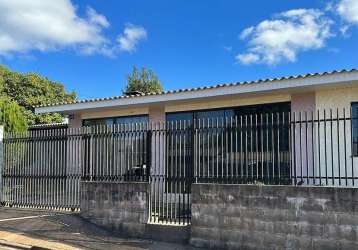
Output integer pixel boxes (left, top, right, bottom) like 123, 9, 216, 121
0, 207, 198, 250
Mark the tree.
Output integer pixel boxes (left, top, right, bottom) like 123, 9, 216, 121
123, 66, 164, 95
0, 97, 27, 133
0, 65, 76, 125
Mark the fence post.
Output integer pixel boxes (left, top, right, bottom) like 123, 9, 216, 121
0, 125, 3, 204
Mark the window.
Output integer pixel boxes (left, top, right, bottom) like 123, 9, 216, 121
353, 103, 358, 157
115, 115, 148, 125
166, 112, 193, 123
165, 102, 291, 181
82, 117, 113, 127
82, 114, 149, 180
82, 115, 148, 127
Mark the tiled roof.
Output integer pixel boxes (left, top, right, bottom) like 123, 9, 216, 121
35, 69, 358, 108
28, 122, 68, 129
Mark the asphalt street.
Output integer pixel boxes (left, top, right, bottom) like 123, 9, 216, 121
0, 207, 201, 250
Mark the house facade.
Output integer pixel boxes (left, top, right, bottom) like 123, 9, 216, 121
2, 69, 357, 248
35, 70, 358, 188
2, 68, 356, 247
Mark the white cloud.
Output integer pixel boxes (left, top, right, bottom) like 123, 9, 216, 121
236, 53, 259, 65
0, 0, 147, 57
337, 0, 358, 24
237, 9, 333, 65
87, 7, 110, 28
0, 0, 111, 56
117, 24, 147, 52
340, 25, 350, 37
239, 26, 254, 40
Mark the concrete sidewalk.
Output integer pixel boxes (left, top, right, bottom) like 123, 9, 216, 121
0, 230, 80, 249
0, 207, 200, 250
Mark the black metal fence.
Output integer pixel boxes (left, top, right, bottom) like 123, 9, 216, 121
81, 124, 150, 182
193, 110, 358, 187
2, 129, 80, 210
193, 114, 290, 185
2, 109, 358, 221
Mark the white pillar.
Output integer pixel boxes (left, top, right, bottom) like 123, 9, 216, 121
148, 105, 166, 215
149, 106, 166, 176
291, 93, 316, 185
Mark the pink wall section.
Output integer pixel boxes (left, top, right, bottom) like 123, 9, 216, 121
291, 92, 316, 185
291, 92, 316, 113
149, 106, 165, 123
68, 114, 82, 128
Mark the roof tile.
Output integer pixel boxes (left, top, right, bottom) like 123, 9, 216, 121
35, 69, 358, 108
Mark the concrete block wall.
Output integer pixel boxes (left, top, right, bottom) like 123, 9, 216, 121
80, 181, 148, 237
190, 184, 358, 250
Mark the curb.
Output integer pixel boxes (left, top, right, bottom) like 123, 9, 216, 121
0, 239, 52, 250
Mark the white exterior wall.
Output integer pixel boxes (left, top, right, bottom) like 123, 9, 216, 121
81, 107, 149, 120
316, 86, 358, 111
289, 87, 358, 186
165, 94, 290, 113
314, 86, 358, 186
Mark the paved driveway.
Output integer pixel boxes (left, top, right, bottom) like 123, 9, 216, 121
0, 207, 200, 250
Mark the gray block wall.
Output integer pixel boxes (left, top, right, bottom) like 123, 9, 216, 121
190, 184, 358, 250
80, 181, 148, 237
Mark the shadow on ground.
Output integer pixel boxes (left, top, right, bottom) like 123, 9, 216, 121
0, 207, 200, 250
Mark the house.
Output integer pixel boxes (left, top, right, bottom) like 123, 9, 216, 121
2, 68, 354, 245
2, 69, 355, 246
35, 69, 358, 185
35, 69, 358, 181
14, 69, 358, 224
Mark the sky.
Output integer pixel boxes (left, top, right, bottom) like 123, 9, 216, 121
0, 0, 358, 100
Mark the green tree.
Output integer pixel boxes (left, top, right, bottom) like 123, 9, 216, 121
123, 66, 164, 95
0, 96, 27, 133
0, 65, 76, 125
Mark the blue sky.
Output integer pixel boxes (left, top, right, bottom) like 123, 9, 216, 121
0, 0, 358, 99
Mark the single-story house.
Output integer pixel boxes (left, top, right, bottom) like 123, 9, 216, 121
4, 68, 358, 241
35, 69, 358, 187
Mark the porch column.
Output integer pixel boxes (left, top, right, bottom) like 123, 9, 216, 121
67, 114, 82, 189
149, 106, 166, 176
291, 93, 316, 185
148, 105, 166, 222
68, 114, 82, 128
149, 106, 165, 123
291, 93, 316, 113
